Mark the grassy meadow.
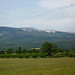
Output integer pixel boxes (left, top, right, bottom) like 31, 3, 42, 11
0, 58, 75, 75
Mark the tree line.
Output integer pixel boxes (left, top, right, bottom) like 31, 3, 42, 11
0, 42, 75, 58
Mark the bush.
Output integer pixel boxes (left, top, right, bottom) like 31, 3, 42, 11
24, 53, 30, 58
0, 51, 5, 54
11, 55, 17, 58
0, 54, 31, 58
17, 54, 24, 58
61, 52, 70, 57
38, 53, 47, 58
0, 54, 13, 58
54, 53, 63, 58
31, 53, 38, 58
5, 54, 11, 58
69, 53, 75, 57
0, 54, 5, 58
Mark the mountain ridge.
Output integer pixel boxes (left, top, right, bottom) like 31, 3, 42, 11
0, 26, 75, 33
0, 26, 75, 50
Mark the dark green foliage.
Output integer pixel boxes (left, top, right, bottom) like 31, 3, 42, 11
61, 49, 72, 57
16, 49, 22, 54
16, 54, 23, 58
61, 52, 69, 57
38, 53, 47, 58
26, 50, 32, 53
25, 49, 40, 53
16, 46, 22, 54
19, 46, 21, 50
30, 49, 40, 53
0, 54, 12, 58
11, 54, 17, 58
31, 53, 38, 58
7, 48, 13, 54
24, 53, 30, 58
41, 42, 57, 56
27, 49, 40, 53
0, 54, 5, 58
22, 49, 27, 54
0, 42, 75, 58
54, 53, 63, 58
0, 54, 30, 58
0, 51, 5, 54
72, 49, 75, 53
69, 53, 75, 57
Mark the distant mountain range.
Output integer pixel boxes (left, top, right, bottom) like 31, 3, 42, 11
0, 26, 75, 51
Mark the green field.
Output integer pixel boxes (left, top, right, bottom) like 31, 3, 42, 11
0, 58, 75, 75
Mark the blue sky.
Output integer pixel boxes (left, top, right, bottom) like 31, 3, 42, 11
0, 0, 75, 32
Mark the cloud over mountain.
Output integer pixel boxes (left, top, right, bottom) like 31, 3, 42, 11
0, 0, 75, 32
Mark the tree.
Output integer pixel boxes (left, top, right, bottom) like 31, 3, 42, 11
19, 46, 21, 50
16, 46, 22, 54
0, 51, 5, 54
22, 49, 27, 54
16, 49, 22, 54
7, 48, 13, 54
41, 42, 57, 56
31, 49, 40, 53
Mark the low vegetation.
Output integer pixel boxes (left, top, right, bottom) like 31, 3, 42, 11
0, 58, 75, 75
0, 42, 75, 75
0, 42, 75, 58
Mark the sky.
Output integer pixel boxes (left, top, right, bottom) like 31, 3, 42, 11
0, 0, 75, 32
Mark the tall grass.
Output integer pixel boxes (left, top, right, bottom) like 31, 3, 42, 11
0, 58, 75, 75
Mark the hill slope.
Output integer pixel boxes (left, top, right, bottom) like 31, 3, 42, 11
0, 26, 75, 50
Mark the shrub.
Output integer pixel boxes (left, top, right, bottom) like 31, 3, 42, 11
0, 54, 5, 58
54, 53, 63, 58
38, 53, 47, 58
17, 54, 24, 58
24, 53, 30, 58
31, 53, 38, 58
0, 51, 5, 54
11, 55, 17, 58
69, 53, 75, 57
5, 54, 11, 58
0, 54, 12, 58
61, 52, 70, 57
7, 48, 13, 54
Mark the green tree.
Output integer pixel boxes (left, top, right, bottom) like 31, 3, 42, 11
0, 51, 5, 54
16, 49, 22, 54
7, 48, 13, 54
16, 46, 22, 54
22, 49, 27, 54
41, 42, 57, 56
19, 46, 21, 50
31, 49, 40, 53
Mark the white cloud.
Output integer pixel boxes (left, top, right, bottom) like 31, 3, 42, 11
23, 18, 75, 31
0, 0, 75, 32
40, 0, 75, 9
63, 6, 75, 16
0, 13, 75, 31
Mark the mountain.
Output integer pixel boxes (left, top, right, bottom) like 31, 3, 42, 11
0, 26, 75, 51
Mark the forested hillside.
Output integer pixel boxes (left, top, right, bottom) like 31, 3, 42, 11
0, 26, 75, 50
